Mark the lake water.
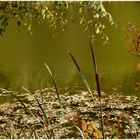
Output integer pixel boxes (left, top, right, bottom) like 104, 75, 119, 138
0, 2, 140, 96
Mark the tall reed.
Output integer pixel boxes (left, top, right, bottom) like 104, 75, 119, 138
68, 51, 95, 100
44, 62, 66, 137
69, 41, 105, 138
90, 41, 105, 138
44, 62, 63, 115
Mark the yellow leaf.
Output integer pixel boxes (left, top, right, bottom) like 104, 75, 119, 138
83, 132, 88, 139
93, 132, 98, 139
90, 120, 96, 129
82, 119, 87, 132
95, 129, 102, 138
35, 6, 39, 11
45, 6, 48, 11
96, 27, 100, 34
88, 127, 93, 135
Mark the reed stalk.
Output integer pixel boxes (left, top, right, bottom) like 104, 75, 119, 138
44, 62, 66, 137
44, 62, 63, 115
90, 41, 105, 138
21, 86, 52, 138
68, 51, 95, 100
9, 91, 40, 125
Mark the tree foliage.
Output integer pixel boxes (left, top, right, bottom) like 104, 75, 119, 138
0, 1, 114, 43
123, 22, 140, 56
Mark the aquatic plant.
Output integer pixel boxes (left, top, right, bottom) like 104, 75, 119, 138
69, 41, 105, 138
44, 62, 66, 137
44, 62, 63, 116
68, 51, 94, 100
90, 41, 105, 138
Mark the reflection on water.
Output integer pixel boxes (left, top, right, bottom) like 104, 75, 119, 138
0, 2, 140, 96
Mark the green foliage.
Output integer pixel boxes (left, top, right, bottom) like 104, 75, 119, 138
0, 1, 114, 43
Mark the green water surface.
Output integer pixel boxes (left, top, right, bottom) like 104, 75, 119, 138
0, 2, 140, 98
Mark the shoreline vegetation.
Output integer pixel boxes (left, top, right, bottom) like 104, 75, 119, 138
0, 87, 140, 139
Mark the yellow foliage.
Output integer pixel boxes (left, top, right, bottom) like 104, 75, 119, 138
90, 120, 96, 129
81, 119, 103, 139
95, 128, 102, 138
82, 119, 87, 132
93, 132, 98, 138
35, 6, 39, 11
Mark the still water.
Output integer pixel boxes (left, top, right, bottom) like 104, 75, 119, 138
0, 2, 140, 96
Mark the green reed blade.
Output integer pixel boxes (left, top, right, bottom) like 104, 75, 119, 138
34, 97, 51, 129
44, 62, 66, 137
89, 41, 97, 74
90, 41, 105, 139
21, 86, 31, 93
44, 62, 63, 113
68, 51, 94, 99
44, 62, 62, 111
89, 41, 101, 97
9, 92, 40, 125
21, 86, 51, 138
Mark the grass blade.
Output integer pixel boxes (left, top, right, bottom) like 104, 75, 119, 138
8, 92, 41, 125
44, 62, 66, 137
44, 62, 63, 114
68, 51, 94, 99
21, 86, 51, 138
90, 41, 105, 138
21, 86, 31, 93
34, 97, 51, 129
